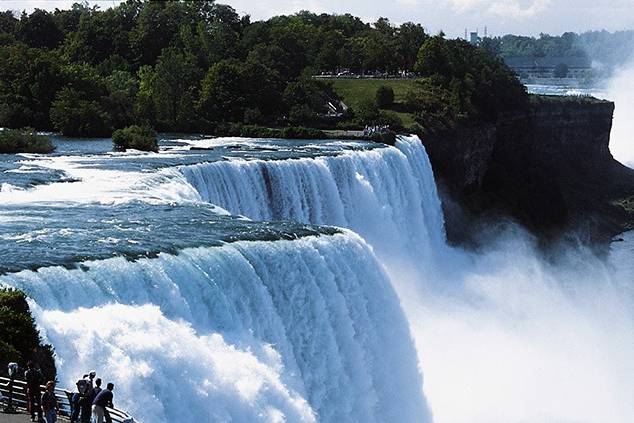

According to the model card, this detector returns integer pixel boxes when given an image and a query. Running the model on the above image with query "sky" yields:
[2,0,634,38]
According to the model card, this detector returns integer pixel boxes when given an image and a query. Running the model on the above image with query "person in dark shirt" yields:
[41,381,59,423]
[92,378,102,397]
[24,361,43,422]
[92,383,114,423]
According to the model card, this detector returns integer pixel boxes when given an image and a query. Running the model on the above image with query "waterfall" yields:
[179,136,447,271]
[1,233,430,423]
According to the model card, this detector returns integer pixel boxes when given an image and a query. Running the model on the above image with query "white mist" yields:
[605,59,634,168]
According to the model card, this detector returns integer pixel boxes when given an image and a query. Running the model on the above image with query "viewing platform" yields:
[0,377,134,423]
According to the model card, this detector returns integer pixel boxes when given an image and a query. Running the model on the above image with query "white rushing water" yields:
[177,135,634,423]
[604,58,634,168]
[180,136,448,301]
[2,135,632,422]
[2,233,429,422]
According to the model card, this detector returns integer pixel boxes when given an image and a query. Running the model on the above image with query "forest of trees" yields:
[0,0,527,138]
[481,31,634,74]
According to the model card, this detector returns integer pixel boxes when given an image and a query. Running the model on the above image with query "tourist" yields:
[24,361,43,422]
[75,375,93,423]
[92,378,102,397]
[41,381,59,423]
[92,383,114,423]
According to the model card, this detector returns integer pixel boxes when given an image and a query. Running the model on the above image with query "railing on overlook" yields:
[0,376,135,422]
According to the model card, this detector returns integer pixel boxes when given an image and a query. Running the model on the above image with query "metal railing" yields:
[0,376,135,422]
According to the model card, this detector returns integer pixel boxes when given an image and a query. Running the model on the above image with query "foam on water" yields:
[3,133,632,423]
[179,135,447,296]
[177,134,634,423]
[1,233,429,423]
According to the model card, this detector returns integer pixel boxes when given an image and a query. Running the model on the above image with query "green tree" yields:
[0,289,56,382]
[50,87,112,137]
[139,47,201,130]
[200,59,245,122]
[376,85,394,108]
[16,9,63,49]
[0,44,64,129]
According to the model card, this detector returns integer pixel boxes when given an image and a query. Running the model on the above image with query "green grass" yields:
[331,79,418,129]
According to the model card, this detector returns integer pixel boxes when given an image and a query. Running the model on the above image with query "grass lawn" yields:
[330,79,419,129]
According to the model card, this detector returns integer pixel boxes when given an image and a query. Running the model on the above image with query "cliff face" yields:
[422,97,634,245]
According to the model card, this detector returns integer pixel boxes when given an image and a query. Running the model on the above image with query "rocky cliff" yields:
[421,95,634,246]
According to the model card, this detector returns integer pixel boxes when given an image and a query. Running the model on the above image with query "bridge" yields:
[0,377,135,422]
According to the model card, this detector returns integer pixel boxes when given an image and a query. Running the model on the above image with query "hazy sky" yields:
[3,0,634,38]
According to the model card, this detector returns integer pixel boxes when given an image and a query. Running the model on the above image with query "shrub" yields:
[410,122,425,135]
[112,125,158,152]
[0,288,56,380]
[280,126,325,139]
[369,130,397,145]
[354,98,380,124]
[215,123,281,138]
[213,123,325,140]
[376,111,403,129]
[376,85,395,108]
[554,63,569,78]
[0,128,54,154]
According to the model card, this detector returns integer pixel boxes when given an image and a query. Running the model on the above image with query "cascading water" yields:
[3,234,429,422]
[0,137,438,422]
[2,133,632,423]
[179,136,448,297]
[176,134,634,423]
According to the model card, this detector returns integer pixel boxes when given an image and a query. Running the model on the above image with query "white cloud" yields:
[487,0,551,18]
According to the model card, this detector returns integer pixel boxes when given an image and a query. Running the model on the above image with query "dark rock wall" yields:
[421,98,634,245]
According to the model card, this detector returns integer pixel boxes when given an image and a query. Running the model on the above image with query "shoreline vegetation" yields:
[0,1,527,152]
[0,288,56,381]
[0,128,54,154]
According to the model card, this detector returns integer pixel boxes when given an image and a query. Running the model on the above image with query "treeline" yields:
[482,31,634,73]
[0,0,526,137]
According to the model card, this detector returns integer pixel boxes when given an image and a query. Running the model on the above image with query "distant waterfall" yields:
[1,233,430,423]
[180,136,446,266]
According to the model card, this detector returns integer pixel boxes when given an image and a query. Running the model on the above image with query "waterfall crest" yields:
[180,136,446,266]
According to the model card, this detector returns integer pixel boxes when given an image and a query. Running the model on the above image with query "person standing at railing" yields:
[24,361,43,422]
[41,381,59,423]
[91,383,114,423]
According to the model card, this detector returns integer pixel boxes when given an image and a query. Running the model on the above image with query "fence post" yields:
[3,363,18,413]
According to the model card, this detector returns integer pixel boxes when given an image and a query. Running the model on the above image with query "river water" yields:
[0,134,631,422]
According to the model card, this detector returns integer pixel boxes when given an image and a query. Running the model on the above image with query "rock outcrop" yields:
[421,96,634,245]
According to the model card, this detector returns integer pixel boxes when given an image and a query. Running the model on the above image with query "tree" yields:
[0,289,56,382]
[376,85,395,108]
[140,47,201,130]
[200,59,246,122]
[0,44,64,129]
[354,97,379,123]
[554,63,569,78]
[414,36,449,77]
[283,78,328,124]
[16,9,64,49]
[50,87,112,137]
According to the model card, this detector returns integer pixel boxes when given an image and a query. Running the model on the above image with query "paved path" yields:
[0,410,69,422]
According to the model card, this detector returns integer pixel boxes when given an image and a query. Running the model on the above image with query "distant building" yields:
[504,56,592,80]
[469,32,479,45]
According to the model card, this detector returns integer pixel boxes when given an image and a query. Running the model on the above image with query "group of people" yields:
[23,361,115,423]
[363,125,391,137]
